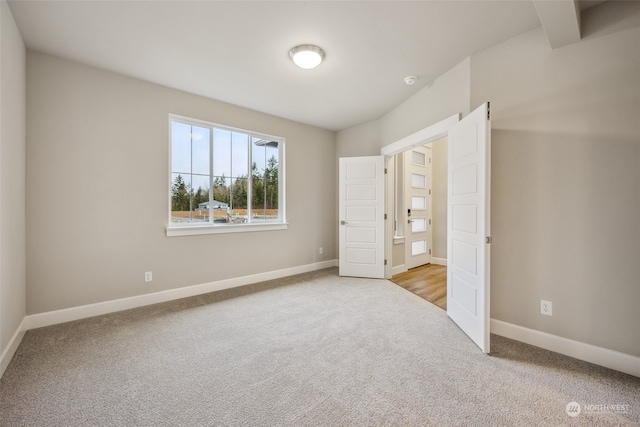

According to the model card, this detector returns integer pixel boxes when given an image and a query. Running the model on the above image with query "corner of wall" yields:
[336,119,381,158]
[0,318,26,378]
[0,0,27,377]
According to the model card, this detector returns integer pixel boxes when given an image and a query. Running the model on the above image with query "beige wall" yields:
[0,0,26,359]
[336,119,380,158]
[471,1,640,356]
[26,52,336,315]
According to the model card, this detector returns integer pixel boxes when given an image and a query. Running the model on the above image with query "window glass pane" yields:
[412,150,426,166]
[252,137,267,174]
[213,175,230,206]
[412,196,425,210]
[212,175,230,223]
[252,137,266,220]
[191,126,210,175]
[252,171,265,219]
[412,218,426,233]
[412,240,427,255]
[213,129,231,177]
[264,143,279,221]
[231,132,249,178]
[191,174,210,223]
[412,173,425,188]
[230,177,248,224]
[171,122,191,174]
[171,173,191,223]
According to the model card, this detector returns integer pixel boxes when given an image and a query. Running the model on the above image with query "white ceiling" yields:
[8,0,582,131]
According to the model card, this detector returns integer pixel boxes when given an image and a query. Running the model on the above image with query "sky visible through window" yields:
[171,122,271,184]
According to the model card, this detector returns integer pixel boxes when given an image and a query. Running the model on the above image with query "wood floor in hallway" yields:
[390,263,447,310]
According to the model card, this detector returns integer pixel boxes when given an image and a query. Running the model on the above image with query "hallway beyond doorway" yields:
[391,264,446,310]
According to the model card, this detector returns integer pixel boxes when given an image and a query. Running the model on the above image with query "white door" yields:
[447,102,491,353]
[339,156,385,278]
[405,146,432,269]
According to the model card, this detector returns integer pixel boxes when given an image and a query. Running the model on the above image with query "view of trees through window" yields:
[170,118,281,225]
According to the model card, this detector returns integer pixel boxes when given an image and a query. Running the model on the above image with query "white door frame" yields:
[381,114,460,279]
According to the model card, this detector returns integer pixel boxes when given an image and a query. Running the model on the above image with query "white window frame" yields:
[166,114,287,237]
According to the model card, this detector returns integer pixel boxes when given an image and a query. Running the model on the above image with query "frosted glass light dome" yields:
[289,45,325,69]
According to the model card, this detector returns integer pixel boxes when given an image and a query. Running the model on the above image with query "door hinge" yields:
[384,168,388,174]
[429,219,431,225]
[429,249,432,255]
[429,189,431,195]
[429,157,432,164]
[486,236,492,244]
[384,259,388,266]
[487,102,491,120]
[384,213,387,220]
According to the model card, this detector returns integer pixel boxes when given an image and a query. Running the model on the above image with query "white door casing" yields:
[404,146,432,270]
[447,102,491,353]
[339,156,385,279]
[381,114,459,279]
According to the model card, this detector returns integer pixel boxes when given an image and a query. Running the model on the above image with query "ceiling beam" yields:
[534,0,582,49]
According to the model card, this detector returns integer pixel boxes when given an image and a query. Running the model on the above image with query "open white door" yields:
[447,102,491,353]
[339,156,385,279]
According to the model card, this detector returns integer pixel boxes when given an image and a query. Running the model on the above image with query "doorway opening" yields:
[378,103,491,353]
[389,136,448,309]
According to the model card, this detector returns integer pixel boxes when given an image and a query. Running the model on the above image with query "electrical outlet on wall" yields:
[319,247,323,255]
[540,300,552,316]
[144,271,153,282]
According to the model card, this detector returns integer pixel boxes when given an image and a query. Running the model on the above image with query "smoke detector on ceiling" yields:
[404,76,418,85]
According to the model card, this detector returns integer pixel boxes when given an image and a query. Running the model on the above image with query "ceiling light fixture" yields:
[289,45,325,69]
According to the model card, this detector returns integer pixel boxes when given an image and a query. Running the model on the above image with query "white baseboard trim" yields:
[491,319,640,378]
[26,259,338,331]
[12,263,637,380]
[1,317,26,378]
[390,264,406,277]
[431,257,447,266]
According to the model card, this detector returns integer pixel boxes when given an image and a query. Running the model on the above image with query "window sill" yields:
[166,222,288,237]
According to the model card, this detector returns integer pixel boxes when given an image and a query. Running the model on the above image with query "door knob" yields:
[340,220,348,225]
